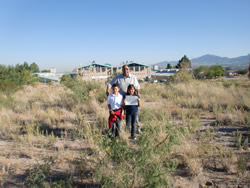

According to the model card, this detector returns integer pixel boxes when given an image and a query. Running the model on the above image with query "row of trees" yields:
[0,62,39,93]
[167,55,248,79]
[193,65,225,79]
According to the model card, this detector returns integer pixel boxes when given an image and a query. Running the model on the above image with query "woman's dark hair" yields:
[126,84,136,94]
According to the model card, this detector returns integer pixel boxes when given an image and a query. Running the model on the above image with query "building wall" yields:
[77,66,112,80]
[78,64,151,81]
[113,66,151,80]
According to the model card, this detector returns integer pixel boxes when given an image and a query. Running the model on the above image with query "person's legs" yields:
[131,112,138,138]
[136,112,141,134]
[109,122,115,138]
[115,118,121,137]
[126,113,132,131]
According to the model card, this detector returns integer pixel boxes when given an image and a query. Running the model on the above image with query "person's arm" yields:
[106,86,111,97]
[138,97,140,107]
[133,76,140,96]
[135,89,140,96]
[108,104,114,115]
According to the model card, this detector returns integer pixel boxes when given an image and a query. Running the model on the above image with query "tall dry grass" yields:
[0,76,249,187]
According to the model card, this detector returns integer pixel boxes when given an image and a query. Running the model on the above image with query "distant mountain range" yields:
[153,54,249,70]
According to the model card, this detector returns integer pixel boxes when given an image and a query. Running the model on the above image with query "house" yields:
[151,69,179,81]
[77,62,112,80]
[113,62,151,80]
[226,70,238,77]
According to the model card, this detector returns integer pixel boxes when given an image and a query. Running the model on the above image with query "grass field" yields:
[0,75,249,187]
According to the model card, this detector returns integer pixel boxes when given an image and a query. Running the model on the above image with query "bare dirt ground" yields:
[0,113,249,187]
[174,113,250,188]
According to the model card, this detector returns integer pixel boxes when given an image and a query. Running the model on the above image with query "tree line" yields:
[0,62,39,93]
[167,55,248,79]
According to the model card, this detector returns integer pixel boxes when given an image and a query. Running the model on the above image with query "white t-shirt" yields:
[107,93,123,110]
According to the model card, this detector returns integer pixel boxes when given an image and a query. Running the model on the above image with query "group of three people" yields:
[106,65,140,140]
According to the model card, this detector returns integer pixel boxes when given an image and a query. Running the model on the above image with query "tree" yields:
[207,65,224,78]
[30,62,40,73]
[193,66,209,79]
[176,55,191,70]
[0,62,39,93]
[166,63,172,69]
[41,69,50,73]
[237,68,248,75]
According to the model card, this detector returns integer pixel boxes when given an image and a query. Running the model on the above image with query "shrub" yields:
[166,71,193,84]
[0,63,39,94]
[61,77,105,104]
[24,157,72,187]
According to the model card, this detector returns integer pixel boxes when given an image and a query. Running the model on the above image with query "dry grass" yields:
[0,77,249,187]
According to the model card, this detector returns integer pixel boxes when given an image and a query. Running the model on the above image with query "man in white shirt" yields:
[106,65,140,97]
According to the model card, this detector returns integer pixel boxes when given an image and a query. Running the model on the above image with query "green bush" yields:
[24,157,72,188]
[61,77,105,104]
[91,121,180,187]
[167,71,193,84]
[0,63,39,94]
[207,65,225,78]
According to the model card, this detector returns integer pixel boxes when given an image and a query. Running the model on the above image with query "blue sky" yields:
[0,0,249,71]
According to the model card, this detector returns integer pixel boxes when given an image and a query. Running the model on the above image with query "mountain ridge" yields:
[153,54,249,69]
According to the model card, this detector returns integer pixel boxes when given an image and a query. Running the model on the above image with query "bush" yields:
[24,157,72,187]
[61,77,105,104]
[167,71,193,84]
[0,63,39,94]
[193,66,209,79]
[207,65,225,78]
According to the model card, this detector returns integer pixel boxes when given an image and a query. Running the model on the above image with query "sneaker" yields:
[131,136,136,140]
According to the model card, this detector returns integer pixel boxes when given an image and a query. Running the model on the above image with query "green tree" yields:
[30,62,40,73]
[41,69,50,73]
[193,66,209,79]
[166,63,172,69]
[0,62,39,93]
[237,68,248,75]
[207,65,225,78]
[176,55,191,70]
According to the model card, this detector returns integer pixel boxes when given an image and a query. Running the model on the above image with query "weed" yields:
[237,157,247,174]
[24,157,72,187]
[242,137,248,150]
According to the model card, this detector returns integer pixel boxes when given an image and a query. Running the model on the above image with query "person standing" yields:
[107,84,124,138]
[123,84,140,140]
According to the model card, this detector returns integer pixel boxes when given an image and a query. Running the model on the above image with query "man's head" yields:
[112,84,120,94]
[122,65,129,77]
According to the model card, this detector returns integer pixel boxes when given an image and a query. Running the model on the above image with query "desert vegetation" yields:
[0,70,249,187]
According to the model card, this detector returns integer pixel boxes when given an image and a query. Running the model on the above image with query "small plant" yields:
[25,157,54,187]
[242,137,248,150]
[237,157,247,174]
[24,157,72,187]
[233,130,243,149]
